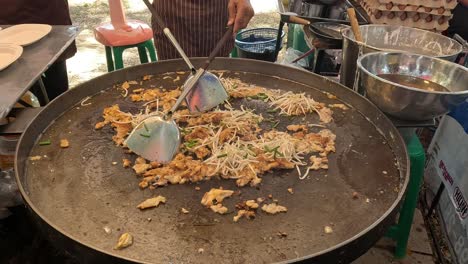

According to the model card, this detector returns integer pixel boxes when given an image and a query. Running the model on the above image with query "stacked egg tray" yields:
[358,0,458,32]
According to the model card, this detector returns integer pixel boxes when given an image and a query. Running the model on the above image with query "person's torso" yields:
[152,0,233,59]
[0,0,72,25]
[448,3,468,40]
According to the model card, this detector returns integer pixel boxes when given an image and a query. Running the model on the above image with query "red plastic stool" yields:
[94,0,157,71]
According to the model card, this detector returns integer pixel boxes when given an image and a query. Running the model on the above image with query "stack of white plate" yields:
[0,24,52,71]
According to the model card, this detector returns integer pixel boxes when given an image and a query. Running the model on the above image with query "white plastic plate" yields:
[0,24,52,46]
[0,44,23,71]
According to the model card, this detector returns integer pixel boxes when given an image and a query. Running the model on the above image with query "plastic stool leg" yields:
[112,46,125,70]
[138,45,149,64]
[145,40,157,62]
[105,46,115,72]
[230,47,238,58]
[287,24,295,48]
[393,135,426,259]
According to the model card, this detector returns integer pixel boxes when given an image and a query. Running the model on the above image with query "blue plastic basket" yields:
[235,28,285,62]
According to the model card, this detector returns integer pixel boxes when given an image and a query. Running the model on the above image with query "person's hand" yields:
[227,0,255,35]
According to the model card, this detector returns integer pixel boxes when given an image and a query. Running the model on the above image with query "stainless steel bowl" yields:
[357,52,468,121]
[341,25,463,89]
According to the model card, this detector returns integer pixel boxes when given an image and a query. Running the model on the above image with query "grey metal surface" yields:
[301,2,325,17]
[184,71,229,113]
[0,107,43,134]
[126,115,181,163]
[454,34,468,51]
[0,25,79,119]
[305,23,348,50]
[388,117,436,128]
[282,13,363,26]
[340,25,463,89]
[357,52,468,121]
[16,58,409,264]
[286,0,368,23]
[310,22,348,40]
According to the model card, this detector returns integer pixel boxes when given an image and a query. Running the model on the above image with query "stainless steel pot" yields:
[340,25,463,90]
[357,52,468,121]
[301,1,324,17]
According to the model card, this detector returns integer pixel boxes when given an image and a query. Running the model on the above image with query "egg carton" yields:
[367,12,450,32]
[360,0,453,16]
[372,0,458,9]
[360,0,452,31]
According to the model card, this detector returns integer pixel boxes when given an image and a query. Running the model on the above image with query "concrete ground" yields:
[354,208,435,264]
[67,1,436,263]
[67,0,281,87]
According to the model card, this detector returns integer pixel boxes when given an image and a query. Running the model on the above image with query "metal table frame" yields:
[0,25,79,134]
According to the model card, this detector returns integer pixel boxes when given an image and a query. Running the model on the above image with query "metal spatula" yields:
[142,0,228,112]
[125,26,234,163]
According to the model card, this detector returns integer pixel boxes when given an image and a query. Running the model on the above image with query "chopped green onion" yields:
[195,105,201,112]
[258,93,269,100]
[248,93,269,101]
[273,147,284,159]
[263,145,283,159]
[267,109,277,113]
[39,140,51,146]
[184,139,198,148]
[265,146,280,155]
[143,123,149,132]
[140,133,151,138]
[217,153,228,158]
[271,146,280,152]
[272,121,280,128]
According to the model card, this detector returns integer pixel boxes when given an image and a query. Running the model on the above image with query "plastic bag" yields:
[0,169,23,219]
[425,101,468,264]
[277,48,309,68]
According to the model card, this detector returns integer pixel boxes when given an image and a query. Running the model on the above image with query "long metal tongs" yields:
[141,0,229,112]
[125,23,234,163]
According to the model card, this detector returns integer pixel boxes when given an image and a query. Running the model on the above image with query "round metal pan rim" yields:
[15,58,410,263]
[357,51,468,95]
[235,28,285,45]
[341,25,463,58]
[308,26,341,41]
[15,67,143,264]
[310,22,349,41]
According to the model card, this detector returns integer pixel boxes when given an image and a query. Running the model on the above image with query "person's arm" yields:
[227,0,255,34]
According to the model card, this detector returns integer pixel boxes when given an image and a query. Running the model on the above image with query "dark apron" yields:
[447,4,468,41]
[151,0,234,60]
[0,0,77,61]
